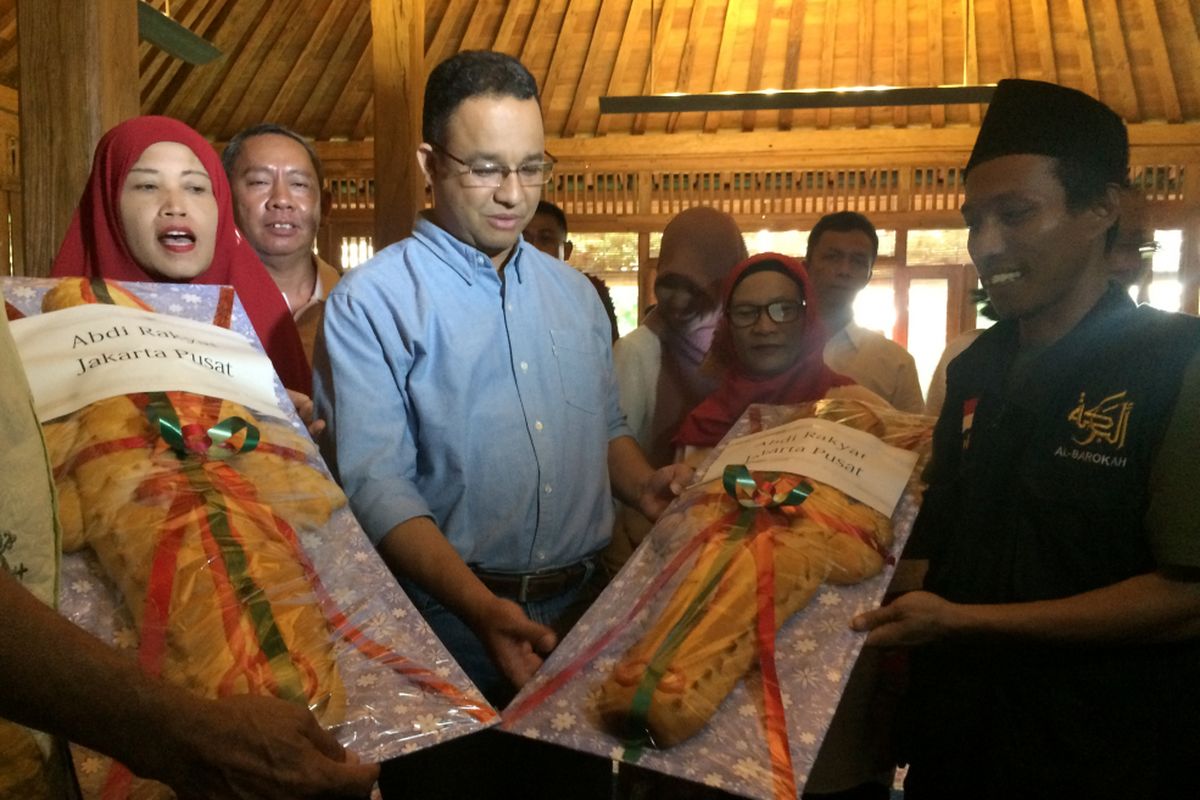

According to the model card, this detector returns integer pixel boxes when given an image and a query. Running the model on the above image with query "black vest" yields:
[902,286,1200,799]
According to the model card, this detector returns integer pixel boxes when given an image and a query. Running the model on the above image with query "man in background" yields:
[524,199,620,343]
[223,124,340,366]
[805,211,925,413]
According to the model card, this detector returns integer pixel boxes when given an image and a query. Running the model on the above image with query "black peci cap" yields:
[965,78,1128,184]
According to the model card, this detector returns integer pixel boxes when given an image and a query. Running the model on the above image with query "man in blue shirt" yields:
[313,50,687,715]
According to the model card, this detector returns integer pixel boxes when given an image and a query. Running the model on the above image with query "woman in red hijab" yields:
[51,115,311,395]
[674,252,884,456]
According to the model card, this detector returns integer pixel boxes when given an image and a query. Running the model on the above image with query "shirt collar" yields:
[412,212,528,285]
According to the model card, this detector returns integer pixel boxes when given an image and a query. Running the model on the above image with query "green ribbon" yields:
[623,465,811,757]
[145,392,259,459]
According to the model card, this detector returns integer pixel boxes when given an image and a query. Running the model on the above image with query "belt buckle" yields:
[518,573,533,604]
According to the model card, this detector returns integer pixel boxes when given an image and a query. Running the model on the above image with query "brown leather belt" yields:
[472,559,593,603]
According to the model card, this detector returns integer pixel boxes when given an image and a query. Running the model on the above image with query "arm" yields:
[375,517,555,687]
[0,567,378,799]
[607,434,692,522]
[852,571,1200,647]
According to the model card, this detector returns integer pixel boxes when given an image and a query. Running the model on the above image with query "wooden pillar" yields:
[18,0,140,276]
[370,0,424,249]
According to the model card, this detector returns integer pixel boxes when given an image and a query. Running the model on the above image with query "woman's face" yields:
[119,141,218,280]
[728,270,807,377]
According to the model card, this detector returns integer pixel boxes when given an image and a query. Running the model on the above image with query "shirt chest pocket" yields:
[550,327,604,414]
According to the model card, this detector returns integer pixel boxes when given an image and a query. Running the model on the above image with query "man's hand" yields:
[142,693,379,799]
[850,590,964,647]
[471,596,558,688]
[635,462,694,522]
[287,388,326,439]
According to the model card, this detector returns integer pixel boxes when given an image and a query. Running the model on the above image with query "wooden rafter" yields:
[778,0,808,130]
[141,0,227,112]
[293,0,371,133]
[519,0,565,77]
[1137,0,1182,122]
[742,0,776,132]
[564,0,625,137]
[702,0,744,133]
[597,0,649,135]
[193,0,306,134]
[995,0,1017,79]
[966,0,980,123]
[816,0,839,128]
[1094,0,1139,120]
[1028,0,1058,83]
[320,33,375,140]
[426,0,477,68]
[667,0,712,133]
[261,0,348,128]
[854,0,874,128]
[491,0,535,56]
[633,0,683,135]
[1066,0,1100,98]
[892,0,908,127]
[459,0,503,50]
[929,0,946,127]
[540,0,592,118]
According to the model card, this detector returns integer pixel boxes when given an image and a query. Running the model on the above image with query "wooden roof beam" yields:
[1094,0,1139,120]
[564,0,626,138]
[539,0,592,122]
[491,0,535,56]
[892,0,908,128]
[667,0,712,134]
[294,1,371,134]
[597,0,648,136]
[854,0,874,129]
[1028,0,1058,83]
[633,0,683,135]
[928,0,945,127]
[1066,0,1100,98]
[426,0,477,68]
[742,0,776,132]
[1136,0,1182,122]
[702,0,743,133]
[816,0,839,129]
[261,0,348,128]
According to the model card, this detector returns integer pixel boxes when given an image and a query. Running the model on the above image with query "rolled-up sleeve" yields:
[314,288,430,546]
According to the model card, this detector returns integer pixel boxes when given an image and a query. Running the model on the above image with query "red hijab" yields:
[50,115,311,394]
[674,253,854,447]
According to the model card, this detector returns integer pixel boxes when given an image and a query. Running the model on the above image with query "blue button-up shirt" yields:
[314,216,631,572]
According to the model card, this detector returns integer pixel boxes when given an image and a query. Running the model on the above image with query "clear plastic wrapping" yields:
[3,278,497,799]
[502,398,934,800]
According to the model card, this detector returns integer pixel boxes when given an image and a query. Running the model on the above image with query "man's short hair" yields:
[423,51,540,145]
[534,200,568,236]
[221,123,325,186]
[806,211,879,261]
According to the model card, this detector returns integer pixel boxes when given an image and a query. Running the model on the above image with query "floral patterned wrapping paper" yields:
[2,278,497,797]
[501,400,932,800]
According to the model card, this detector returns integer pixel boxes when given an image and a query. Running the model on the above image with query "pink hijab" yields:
[639,207,747,466]
[674,253,854,447]
[50,115,311,394]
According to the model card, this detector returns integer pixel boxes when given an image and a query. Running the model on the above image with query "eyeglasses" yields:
[431,143,556,188]
[728,301,805,328]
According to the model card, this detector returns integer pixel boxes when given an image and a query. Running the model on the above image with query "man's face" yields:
[418,95,544,268]
[228,134,321,265]
[962,154,1113,322]
[805,229,875,313]
[524,211,572,260]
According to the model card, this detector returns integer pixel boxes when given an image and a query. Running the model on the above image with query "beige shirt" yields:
[823,322,926,414]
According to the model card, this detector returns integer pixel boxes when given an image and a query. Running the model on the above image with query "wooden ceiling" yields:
[1,0,1199,146]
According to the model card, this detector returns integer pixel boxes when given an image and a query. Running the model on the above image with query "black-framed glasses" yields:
[728,301,805,328]
[431,143,556,187]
